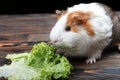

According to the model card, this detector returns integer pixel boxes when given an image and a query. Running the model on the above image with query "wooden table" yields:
[0,13,120,80]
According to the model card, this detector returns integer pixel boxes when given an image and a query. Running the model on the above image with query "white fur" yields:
[50,2,113,63]
[68,3,106,15]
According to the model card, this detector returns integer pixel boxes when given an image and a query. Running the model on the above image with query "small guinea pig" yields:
[49,2,120,64]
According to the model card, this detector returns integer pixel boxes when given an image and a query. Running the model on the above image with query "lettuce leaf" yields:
[0,42,73,80]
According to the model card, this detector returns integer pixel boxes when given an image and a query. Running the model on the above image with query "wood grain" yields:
[0,13,120,80]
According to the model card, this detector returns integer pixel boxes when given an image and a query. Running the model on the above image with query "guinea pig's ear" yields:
[55,10,67,20]
[67,11,90,25]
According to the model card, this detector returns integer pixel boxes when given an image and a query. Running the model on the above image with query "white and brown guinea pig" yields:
[49,2,120,64]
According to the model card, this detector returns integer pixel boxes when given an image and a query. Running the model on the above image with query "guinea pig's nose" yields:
[49,40,58,45]
[52,40,58,44]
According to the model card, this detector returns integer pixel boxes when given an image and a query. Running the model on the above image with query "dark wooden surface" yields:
[0,13,120,80]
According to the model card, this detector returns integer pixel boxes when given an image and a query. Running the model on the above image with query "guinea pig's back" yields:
[106,12,120,51]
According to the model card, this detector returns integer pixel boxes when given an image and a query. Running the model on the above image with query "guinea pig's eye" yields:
[65,26,71,31]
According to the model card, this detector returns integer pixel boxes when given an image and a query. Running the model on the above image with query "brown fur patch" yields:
[66,11,95,36]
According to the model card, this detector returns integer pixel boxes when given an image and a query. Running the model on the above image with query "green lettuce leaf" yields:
[0,42,73,80]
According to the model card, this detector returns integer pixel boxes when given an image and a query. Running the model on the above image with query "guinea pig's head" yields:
[50,11,93,48]
[49,2,113,49]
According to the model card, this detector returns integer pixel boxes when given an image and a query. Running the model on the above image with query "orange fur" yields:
[66,11,95,36]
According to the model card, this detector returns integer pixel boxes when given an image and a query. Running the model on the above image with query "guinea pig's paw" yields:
[86,57,96,64]
[118,44,120,50]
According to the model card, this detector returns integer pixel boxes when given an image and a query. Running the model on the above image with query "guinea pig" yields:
[49,2,120,64]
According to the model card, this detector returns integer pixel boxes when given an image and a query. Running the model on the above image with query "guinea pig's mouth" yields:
[49,38,62,45]
[55,43,76,50]
[49,41,67,48]
[49,38,76,49]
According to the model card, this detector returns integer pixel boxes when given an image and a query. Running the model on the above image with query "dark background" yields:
[0,0,119,14]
